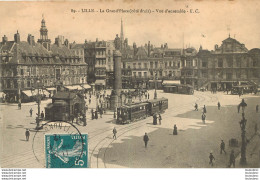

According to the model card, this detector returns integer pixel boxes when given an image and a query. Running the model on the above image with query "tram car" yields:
[116,102,148,124]
[116,97,168,124]
[45,92,86,121]
[146,97,168,115]
[163,83,194,95]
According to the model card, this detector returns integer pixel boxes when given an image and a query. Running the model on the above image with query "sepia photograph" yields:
[0,0,259,176]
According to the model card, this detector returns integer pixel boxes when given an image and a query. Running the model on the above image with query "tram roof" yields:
[121,102,148,108]
[147,97,168,103]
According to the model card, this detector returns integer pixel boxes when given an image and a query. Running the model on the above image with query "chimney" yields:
[2,35,8,44]
[14,30,20,44]
[214,44,218,51]
[64,39,69,49]
[161,44,163,49]
[151,44,154,51]
[85,39,88,44]
[27,34,34,45]
[133,42,137,56]
[55,37,62,47]
[145,43,148,48]
[96,38,98,42]
[148,41,151,57]
[199,45,203,51]
[165,43,168,49]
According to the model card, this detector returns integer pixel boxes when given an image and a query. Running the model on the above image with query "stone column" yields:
[110,50,122,110]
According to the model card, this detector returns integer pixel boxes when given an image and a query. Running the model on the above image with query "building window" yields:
[133,72,136,77]
[144,72,147,78]
[138,72,141,78]
[226,57,233,67]
[138,63,141,69]
[133,63,136,69]
[155,62,158,68]
[165,62,167,68]
[202,61,207,68]
[218,58,223,67]
[144,63,147,68]
[150,62,153,69]
[236,71,241,78]
[159,71,162,77]
[169,62,172,67]
[20,69,24,75]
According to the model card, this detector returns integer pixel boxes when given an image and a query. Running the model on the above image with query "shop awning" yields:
[22,90,34,97]
[42,90,50,96]
[64,85,83,90]
[81,84,91,89]
[162,80,180,85]
[95,79,106,86]
[46,87,56,91]
[148,80,162,82]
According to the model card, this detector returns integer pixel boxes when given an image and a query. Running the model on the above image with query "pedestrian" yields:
[91,109,95,120]
[220,140,226,154]
[201,113,206,124]
[237,105,240,113]
[153,114,157,125]
[113,127,117,139]
[209,152,215,167]
[217,102,221,110]
[100,108,103,118]
[89,98,91,104]
[83,114,87,126]
[194,103,198,111]
[143,133,149,148]
[18,102,21,110]
[25,129,30,141]
[148,93,150,99]
[40,111,44,119]
[203,105,207,113]
[95,110,98,119]
[173,124,178,135]
[29,108,33,117]
[114,110,116,119]
[256,105,259,113]
[229,150,235,168]
[159,114,162,125]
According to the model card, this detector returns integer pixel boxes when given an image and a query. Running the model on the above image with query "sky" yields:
[0,0,260,51]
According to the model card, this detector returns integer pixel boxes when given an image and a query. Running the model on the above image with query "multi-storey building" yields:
[0,17,88,102]
[121,41,182,89]
[181,36,260,90]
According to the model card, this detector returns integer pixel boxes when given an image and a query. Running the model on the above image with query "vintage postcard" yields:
[0,0,259,171]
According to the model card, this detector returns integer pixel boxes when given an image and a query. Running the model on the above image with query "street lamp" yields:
[154,71,157,99]
[35,78,43,129]
[239,99,247,165]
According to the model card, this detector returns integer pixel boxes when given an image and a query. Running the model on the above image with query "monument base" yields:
[110,95,122,110]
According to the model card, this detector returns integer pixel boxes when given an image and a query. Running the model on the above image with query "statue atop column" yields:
[114,34,121,50]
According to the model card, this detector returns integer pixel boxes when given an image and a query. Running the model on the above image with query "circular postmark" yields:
[32,120,88,168]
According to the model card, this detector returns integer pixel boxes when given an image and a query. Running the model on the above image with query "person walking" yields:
[89,98,91,105]
[29,108,33,117]
[158,114,162,125]
[113,127,117,139]
[229,150,235,168]
[95,110,98,119]
[40,111,44,119]
[217,102,221,110]
[25,129,30,141]
[220,140,226,154]
[209,152,215,167]
[256,105,259,113]
[173,124,178,135]
[203,105,207,113]
[202,113,206,124]
[143,133,149,148]
[194,103,198,111]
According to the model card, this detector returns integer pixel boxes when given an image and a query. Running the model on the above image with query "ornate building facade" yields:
[0,17,88,102]
[181,36,260,90]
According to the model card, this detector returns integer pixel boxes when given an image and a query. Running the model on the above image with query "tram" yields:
[163,83,194,95]
[116,97,168,124]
